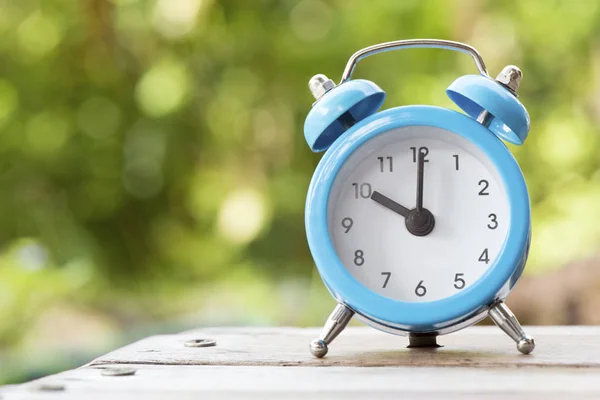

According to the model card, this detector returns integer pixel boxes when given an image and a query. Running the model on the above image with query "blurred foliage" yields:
[1,0,600,385]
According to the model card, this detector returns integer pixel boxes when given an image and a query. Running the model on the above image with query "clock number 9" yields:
[354,250,364,266]
[341,217,353,233]
[415,280,427,297]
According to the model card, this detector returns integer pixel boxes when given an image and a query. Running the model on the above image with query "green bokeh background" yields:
[2,0,600,384]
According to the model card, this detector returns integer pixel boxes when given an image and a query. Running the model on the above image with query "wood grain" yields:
[3,327,600,399]
[89,326,600,368]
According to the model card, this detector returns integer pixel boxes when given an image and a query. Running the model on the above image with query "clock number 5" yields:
[454,273,466,289]
[415,280,427,297]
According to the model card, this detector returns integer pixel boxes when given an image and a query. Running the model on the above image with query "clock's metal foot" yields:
[489,300,535,355]
[407,332,440,348]
[310,303,354,358]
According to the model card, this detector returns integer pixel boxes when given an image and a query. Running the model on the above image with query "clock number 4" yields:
[352,183,372,199]
[377,156,393,172]
[478,248,490,264]
[381,272,391,288]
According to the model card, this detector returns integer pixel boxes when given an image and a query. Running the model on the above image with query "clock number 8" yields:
[354,250,364,266]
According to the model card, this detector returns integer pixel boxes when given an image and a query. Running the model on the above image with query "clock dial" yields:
[328,126,510,302]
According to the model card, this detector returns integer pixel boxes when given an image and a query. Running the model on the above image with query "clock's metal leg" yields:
[489,300,535,354]
[310,303,354,358]
[407,332,440,348]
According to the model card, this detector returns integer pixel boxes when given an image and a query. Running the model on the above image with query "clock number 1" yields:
[453,154,459,170]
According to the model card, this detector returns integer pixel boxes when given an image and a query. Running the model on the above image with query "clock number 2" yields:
[478,179,490,195]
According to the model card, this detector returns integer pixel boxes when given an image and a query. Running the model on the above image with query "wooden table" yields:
[2,326,600,399]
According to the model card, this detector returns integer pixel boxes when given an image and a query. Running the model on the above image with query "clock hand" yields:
[371,191,410,218]
[406,148,435,236]
[416,148,425,212]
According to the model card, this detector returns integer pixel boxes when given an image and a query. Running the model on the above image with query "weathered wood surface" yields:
[3,327,600,399]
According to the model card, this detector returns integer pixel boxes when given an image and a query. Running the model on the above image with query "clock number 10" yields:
[352,182,372,199]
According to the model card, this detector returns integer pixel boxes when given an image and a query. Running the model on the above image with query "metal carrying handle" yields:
[340,39,490,84]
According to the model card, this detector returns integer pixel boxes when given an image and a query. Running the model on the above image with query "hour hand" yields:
[370,191,410,218]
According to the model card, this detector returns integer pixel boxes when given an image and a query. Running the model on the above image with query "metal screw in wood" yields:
[32,382,65,391]
[101,367,137,377]
[184,338,217,348]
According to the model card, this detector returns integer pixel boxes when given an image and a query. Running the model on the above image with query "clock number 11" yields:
[377,156,393,172]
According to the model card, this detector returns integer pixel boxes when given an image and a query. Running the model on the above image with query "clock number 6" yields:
[415,280,427,297]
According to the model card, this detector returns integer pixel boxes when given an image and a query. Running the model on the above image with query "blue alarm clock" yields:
[304,39,534,357]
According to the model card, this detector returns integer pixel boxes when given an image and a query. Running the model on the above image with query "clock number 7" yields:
[377,156,393,172]
[381,272,391,288]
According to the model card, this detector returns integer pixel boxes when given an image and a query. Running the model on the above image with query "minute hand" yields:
[371,191,410,218]
[416,148,425,212]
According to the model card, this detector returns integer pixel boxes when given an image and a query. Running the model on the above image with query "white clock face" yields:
[328,126,510,302]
